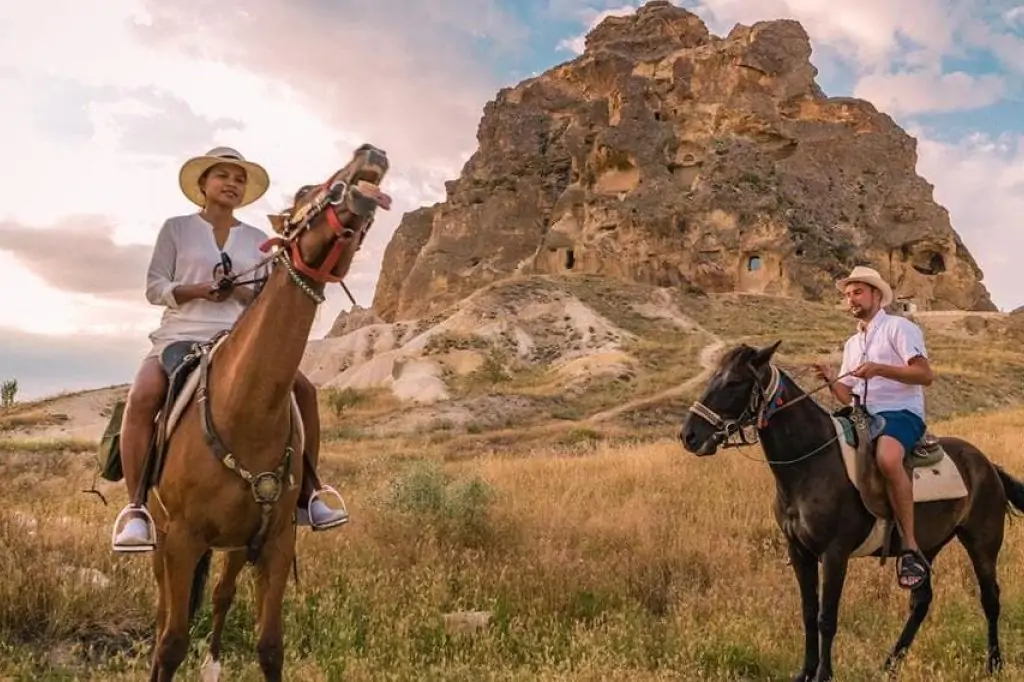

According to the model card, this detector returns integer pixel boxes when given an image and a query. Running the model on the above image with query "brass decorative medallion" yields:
[252,472,283,504]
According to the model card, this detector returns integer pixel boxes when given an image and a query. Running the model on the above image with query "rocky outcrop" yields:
[369,0,994,321]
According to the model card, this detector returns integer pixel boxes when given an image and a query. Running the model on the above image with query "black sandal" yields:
[897,549,930,590]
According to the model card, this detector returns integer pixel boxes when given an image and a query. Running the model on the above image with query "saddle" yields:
[95,335,229,485]
[831,401,967,561]
[147,337,228,488]
[833,404,946,471]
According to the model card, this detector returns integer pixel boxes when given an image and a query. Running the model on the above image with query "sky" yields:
[0,0,1022,400]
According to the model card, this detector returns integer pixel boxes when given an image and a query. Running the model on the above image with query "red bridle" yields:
[259,175,391,285]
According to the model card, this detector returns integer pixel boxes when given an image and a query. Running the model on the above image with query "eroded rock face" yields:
[370,0,994,320]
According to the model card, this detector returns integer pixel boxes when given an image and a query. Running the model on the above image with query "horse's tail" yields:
[188,549,213,625]
[995,465,1024,517]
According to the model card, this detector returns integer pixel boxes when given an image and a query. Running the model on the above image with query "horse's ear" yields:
[267,213,288,235]
[753,340,782,365]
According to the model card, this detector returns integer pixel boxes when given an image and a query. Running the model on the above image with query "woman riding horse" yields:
[112,146,349,552]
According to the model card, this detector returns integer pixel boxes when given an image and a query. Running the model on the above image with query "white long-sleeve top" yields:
[146,213,271,347]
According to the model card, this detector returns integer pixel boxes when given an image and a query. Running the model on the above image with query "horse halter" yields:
[260,145,391,303]
[688,363,783,449]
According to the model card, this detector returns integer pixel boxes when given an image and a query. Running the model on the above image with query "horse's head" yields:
[679,340,782,456]
[265,144,391,300]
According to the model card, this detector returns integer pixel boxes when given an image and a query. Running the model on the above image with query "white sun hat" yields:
[836,265,893,308]
[178,146,270,208]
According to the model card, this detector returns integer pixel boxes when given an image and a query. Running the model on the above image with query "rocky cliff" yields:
[367,0,994,323]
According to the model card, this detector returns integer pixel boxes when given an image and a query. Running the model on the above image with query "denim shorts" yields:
[875,409,926,454]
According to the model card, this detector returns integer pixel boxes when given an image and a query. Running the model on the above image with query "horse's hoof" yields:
[988,649,1003,674]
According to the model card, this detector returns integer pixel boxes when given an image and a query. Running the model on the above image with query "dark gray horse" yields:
[679,340,1024,682]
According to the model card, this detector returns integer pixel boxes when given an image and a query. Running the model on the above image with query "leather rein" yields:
[688,363,854,465]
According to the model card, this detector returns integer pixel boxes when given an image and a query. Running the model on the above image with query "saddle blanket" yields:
[830,416,968,558]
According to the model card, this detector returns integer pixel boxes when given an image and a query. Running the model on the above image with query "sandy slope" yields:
[3,385,128,443]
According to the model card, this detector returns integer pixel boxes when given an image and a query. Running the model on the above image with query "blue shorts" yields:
[875,410,926,454]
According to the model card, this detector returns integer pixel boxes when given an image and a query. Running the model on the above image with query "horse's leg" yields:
[149,544,167,682]
[152,526,204,682]
[957,524,1004,673]
[884,543,944,670]
[814,549,849,682]
[204,550,248,682]
[787,540,820,682]
[254,530,296,682]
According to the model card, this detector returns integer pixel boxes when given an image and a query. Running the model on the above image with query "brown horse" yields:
[679,341,1024,682]
[140,144,391,681]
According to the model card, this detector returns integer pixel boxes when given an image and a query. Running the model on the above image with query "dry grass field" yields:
[2,292,1024,680]
[4,410,1024,680]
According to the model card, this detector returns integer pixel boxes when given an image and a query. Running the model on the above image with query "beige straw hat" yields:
[178,146,270,208]
[836,265,893,308]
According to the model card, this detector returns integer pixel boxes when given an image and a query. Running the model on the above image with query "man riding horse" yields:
[814,266,933,590]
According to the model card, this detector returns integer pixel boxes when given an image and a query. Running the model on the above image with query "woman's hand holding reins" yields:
[172,280,235,304]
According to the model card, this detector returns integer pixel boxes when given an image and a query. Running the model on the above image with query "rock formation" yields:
[367,0,994,323]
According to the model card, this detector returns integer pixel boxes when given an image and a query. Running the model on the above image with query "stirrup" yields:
[307,485,349,532]
[111,505,156,553]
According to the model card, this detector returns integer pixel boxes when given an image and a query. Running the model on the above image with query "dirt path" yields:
[587,291,724,424]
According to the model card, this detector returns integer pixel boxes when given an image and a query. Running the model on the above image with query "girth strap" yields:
[196,345,296,564]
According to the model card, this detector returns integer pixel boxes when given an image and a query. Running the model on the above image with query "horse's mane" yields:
[716,342,832,416]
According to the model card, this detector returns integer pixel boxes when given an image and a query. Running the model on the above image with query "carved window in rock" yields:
[746,255,762,272]
[565,249,576,270]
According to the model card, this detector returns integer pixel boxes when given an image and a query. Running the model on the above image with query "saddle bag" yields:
[96,399,126,482]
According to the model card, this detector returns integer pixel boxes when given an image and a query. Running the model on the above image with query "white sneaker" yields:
[112,507,156,552]
[297,497,349,531]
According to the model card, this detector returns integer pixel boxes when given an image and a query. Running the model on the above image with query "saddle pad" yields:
[831,417,968,504]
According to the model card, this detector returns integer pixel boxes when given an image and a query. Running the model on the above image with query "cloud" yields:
[0,216,153,298]
[556,3,638,54]
[912,128,1024,311]
[551,0,960,67]
[24,76,241,155]
[134,0,526,170]
[107,89,245,157]
[0,327,145,402]
[854,70,1006,115]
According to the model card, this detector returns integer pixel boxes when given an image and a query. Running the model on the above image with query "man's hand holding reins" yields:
[812,362,836,384]
[812,362,854,405]
[851,361,882,379]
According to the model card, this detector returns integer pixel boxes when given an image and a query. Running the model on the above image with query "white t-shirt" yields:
[838,309,928,420]
[145,213,271,348]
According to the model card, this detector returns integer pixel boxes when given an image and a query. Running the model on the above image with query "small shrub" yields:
[1,380,17,408]
[322,387,363,417]
[376,461,498,550]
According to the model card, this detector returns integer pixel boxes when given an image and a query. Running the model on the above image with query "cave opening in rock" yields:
[747,255,762,272]
[912,252,946,275]
[565,248,575,270]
